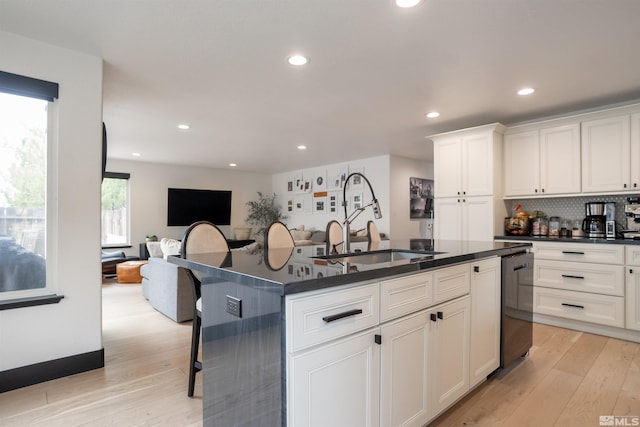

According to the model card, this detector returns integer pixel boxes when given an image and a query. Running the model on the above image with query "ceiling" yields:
[1,0,640,174]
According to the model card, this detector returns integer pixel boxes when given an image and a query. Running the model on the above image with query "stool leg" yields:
[188,309,202,397]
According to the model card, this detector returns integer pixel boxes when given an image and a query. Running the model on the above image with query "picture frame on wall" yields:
[314,169,327,191]
[328,191,341,214]
[313,191,327,214]
[410,177,434,219]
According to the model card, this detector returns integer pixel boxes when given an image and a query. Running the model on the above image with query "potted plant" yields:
[245,192,288,240]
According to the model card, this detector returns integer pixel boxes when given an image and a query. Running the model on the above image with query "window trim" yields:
[0,71,60,305]
[101,172,131,248]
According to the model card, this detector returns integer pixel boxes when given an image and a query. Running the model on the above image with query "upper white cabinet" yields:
[631,113,640,190]
[504,123,580,197]
[433,123,505,198]
[432,123,505,241]
[581,114,631,193]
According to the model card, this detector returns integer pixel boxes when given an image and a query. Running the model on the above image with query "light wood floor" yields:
[1,282,639,427]
[0,280,203,427]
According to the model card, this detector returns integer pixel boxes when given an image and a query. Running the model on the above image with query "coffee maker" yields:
[623,197,640,239]
[582,202,606,238]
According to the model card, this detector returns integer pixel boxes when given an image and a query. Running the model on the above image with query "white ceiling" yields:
[2,0,640,174]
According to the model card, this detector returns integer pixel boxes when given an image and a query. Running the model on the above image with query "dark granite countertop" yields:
[169,239,532,296]
[496,235,640,245]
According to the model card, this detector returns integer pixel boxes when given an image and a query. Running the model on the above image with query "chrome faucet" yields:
[342,172,382,254]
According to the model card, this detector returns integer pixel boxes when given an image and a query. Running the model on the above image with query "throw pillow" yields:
[146,241,163,258]
[160,238,181,259]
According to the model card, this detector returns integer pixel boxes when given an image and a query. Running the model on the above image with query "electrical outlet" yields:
[226,295,242,318]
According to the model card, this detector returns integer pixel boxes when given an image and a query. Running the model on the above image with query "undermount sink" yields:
[314,249,445,265]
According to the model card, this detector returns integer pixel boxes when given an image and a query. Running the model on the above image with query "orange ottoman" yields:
[116,260,148,283]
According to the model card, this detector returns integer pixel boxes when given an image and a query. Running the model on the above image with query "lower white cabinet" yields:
[379,295,472,426]
[429,296,471,418]
[469,257,501,388]
[287,259,497,427]
[627,267,640,331]
[288,328,381,427]
[380,311,431,427]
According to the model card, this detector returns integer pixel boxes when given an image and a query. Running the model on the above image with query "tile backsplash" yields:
[504,194,640,231]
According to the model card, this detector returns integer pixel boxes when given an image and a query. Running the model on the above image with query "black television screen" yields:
[167,188,232,226]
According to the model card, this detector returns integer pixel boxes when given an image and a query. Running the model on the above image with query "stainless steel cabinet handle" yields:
[562,274,584,279]
[323,309,363,323]
[513,264,529,271]
[562,303,584,309]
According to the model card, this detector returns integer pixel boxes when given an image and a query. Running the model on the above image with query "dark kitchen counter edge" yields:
[496,235,640,245]
[168,243,532,296]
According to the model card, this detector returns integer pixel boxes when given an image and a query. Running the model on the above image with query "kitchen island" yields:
[170,239,531,427]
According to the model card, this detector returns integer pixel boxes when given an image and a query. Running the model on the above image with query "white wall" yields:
[0,31,103,371]
[389,156,433,240]
[271,155,433,240]
[107,159,272,257]
[272,156,391,235]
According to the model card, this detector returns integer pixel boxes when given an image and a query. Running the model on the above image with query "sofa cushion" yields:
[290,229,312,241]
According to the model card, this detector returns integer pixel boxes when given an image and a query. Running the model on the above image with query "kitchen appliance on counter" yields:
[605,202,616,239]
[501,251,533,369]
[623,197,640,239]
[582,202,606,238]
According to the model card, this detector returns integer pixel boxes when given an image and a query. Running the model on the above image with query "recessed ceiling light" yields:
[517,88,535,96]
[425,111,440,118]
[131,152,141,157]
[229,163,237,167]
[395,0,422,8]
[297,145,307,150]
[288,55,309,66]
[177,124,190,130]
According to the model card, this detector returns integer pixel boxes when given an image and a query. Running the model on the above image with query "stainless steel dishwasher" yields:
[501,250,534,369]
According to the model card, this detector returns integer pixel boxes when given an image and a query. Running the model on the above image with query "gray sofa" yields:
[140,257,193,323]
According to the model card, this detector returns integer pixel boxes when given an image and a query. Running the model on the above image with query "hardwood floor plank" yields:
[554,338,638,427]
[613,345,640,417]
[554,332,608,378]
[501,368,583,427]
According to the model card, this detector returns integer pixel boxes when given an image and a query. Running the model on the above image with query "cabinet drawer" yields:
[380,272,433,322]
[533,242,624,265]
[626,246,640,266]
[534,259,624,296]
[433,263,470,304]
[533,287,624,328]
[286,283,380,353]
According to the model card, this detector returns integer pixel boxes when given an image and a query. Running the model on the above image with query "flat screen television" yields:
[167,188,232,226]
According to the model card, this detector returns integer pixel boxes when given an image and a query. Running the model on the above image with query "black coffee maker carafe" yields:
[582,202,606,238]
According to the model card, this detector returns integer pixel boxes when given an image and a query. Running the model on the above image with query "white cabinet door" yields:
[380,311,431,427]
[581,115,631,192]
[504,131,539,196]
[434,197,462,241]
[540,123,581,195]
[435,196,494,242]
[462,133,494,196]
[429,296,471,418]
[434,137,462,198]
[463,196,494,242]
[626,267,640,331]
[631,113,640,190]
[288,328,380,427]
[469,257,501,388]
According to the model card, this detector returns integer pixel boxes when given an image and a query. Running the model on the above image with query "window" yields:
[0,93,48,297]
[101,172,130,247]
